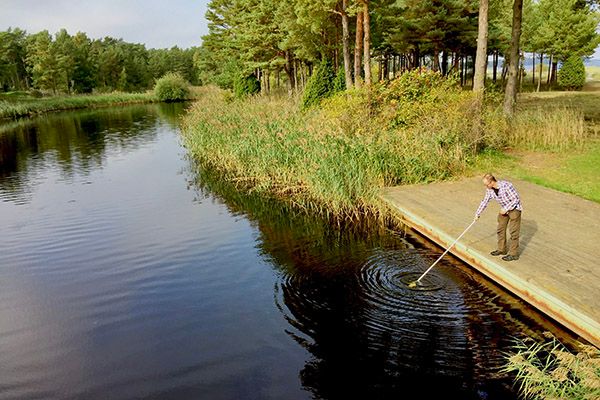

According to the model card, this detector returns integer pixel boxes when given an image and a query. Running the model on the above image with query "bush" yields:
[558,55,586,91]
[301,59,335,109]
[333,67,346,93]
[154,72,190,102]
[233,73,260,98]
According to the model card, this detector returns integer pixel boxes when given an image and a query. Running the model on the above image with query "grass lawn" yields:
[472,140,600,203]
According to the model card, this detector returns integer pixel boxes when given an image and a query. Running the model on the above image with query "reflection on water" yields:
[0,104,188,205]
[0,104,573,400]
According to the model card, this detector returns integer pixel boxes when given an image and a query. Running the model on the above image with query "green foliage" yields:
[301,59,335,109]
[374,68,462,127]
[233,73,260,98]
[558,55,586,91]
[1,27,199,94]
[332,67,346,93]
[154,72,190,102]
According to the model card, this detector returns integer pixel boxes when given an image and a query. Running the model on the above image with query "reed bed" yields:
[182,77,478,221]
[502,334,600,400]
[181,75,590,221]
[508,107,586,151]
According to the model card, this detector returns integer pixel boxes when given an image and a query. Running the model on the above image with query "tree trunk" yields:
[441,51,448,75]
[473,0,489,93]
[383,53,389,81]
[432,50,440,72]
[503,0,523,117]
[341,0,353,89]
[532,52,536,87]
[460,56,464,86]
[493,50,498,82]
[362,0,371,86]
[551,61,557,85]
[547,54,552,85]
[537,53,543,92]
[414,46,420,69]
[354,10,364,87]
[518,52,524,91]
[284,51,295,94]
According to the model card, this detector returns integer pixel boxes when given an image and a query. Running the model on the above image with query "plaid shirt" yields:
[476,180,522,217]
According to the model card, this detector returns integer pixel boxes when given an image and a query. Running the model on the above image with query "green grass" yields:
[0,91,160,119]
[470,139,600,203]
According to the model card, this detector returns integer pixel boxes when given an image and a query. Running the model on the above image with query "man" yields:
[475,173,522,261]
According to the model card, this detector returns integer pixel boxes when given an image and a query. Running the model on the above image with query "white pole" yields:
[415,218,477,284]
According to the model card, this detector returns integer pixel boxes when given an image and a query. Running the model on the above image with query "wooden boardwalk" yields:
[380,177,600,348]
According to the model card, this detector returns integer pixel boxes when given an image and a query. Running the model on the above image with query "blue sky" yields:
[0,0,210,49]
[1,0,599,57]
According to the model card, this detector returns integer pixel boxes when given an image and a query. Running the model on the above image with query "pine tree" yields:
[557,54,585,90]
[301,59,335,109]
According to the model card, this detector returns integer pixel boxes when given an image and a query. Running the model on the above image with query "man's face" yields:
[483,178,494,189]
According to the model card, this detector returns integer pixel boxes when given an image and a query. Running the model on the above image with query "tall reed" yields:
[502,334,600,400]
[508,107,586,151]
[181,76,479,221]
[181,75,590,221]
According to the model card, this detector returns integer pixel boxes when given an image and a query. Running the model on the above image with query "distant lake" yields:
[0,104,575,400]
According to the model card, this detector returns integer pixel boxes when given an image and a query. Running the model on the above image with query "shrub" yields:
[233,73,261,98]
[558,55,586,91]
[301,59,335,109]
[333,67,346,93]
[154,72,190,102]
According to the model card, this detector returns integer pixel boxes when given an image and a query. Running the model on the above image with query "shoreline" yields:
[0,91,200,121]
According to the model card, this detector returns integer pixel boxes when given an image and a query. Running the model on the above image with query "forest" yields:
[0,0,597,97]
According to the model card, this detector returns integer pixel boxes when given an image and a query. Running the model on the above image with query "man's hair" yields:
[483,173,496,182]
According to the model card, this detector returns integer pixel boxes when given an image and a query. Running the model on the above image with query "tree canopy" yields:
[0,28,201,93]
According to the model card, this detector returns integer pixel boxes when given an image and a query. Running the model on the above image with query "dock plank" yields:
[380,177,600,347]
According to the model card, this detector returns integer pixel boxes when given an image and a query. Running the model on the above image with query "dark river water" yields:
[0,103,573,400]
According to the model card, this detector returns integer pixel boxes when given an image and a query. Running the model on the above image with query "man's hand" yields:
[500,208,507,215]
[474,214,480,220]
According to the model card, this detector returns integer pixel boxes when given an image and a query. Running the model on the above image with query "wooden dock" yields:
[380,177,600,347]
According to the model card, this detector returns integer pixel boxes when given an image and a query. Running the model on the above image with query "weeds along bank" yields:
[0,73,196,120]
[181,71,586,222]
[0,92,157,119]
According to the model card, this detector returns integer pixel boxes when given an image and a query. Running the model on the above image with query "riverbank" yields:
[0,87,202,120]
[181,74,592,224]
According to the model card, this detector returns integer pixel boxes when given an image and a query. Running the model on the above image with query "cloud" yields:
[0,0,209,48]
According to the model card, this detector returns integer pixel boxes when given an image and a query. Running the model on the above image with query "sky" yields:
[1,0,599,57]
[0,0,210,49]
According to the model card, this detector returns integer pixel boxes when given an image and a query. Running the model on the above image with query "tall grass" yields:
[508,107,586,151]
[502,334,600,400]
[181,74,590,221]
[0,92,158,119]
